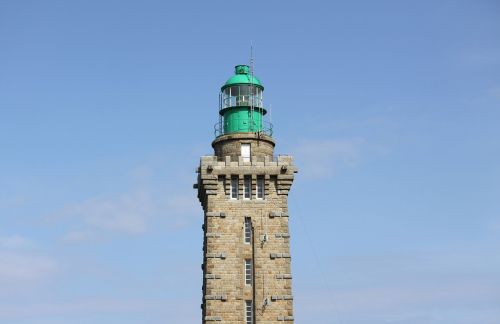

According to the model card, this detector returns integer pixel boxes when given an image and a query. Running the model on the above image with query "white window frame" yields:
[230,176,239,200]
[245,259,252,286]
[245,300,253,324]
[244,217,252,244]
[243,176,251,200]
[241,144,251,163]
[256,176,265,200]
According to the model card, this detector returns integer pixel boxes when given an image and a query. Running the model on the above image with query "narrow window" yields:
[241,144,251,163]
[245,259,252,285]
[243,176,251,199]
[244,217,252,244]
[256,176,265,199]
[245,300,253,324]
[231,176,239,199]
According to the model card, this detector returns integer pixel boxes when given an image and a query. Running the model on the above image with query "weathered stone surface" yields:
[212,133,275,162]
[197,133,296,323]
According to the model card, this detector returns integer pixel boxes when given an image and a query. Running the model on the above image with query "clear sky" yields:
[1,1,499,323]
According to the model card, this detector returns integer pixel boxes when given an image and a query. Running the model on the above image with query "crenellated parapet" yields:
[195,155,297,207]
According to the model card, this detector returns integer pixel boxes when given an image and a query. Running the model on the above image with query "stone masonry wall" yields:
[212,133,275,162]
[196,153,297,324]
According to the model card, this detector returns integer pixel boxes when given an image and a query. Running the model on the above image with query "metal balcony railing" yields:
[214,121,273,138]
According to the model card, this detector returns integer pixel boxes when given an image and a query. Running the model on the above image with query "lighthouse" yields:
[196,65,297,323]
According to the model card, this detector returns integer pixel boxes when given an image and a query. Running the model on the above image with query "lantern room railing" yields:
[214,121,273,138]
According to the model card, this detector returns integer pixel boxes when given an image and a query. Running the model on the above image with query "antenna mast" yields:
[249,45,255,133]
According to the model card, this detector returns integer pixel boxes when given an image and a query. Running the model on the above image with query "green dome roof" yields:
[221,65,264,91]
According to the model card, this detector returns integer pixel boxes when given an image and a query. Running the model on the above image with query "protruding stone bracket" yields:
[277,316,294,321]
[205,316,222,321]
[206,212,226,218]
[207,252,226,259]
[270,253,291,259]
[205,295,227,301]
[205,274,222,279]
[269,211,289,218]
[271,295,293,301]
[206,233,221,238]
[275,274,292,279]
[275,233,290,238]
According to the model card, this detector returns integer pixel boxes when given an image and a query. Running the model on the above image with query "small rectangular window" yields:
[256,176,265,199]
[245,300,253,324]
[241,144,251,163]
[245,259,252,285]
[243,176,251,199]
[231,176,239,199]
[244,217,252,244]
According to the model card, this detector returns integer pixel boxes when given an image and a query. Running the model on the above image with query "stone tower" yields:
[196,65,297,323]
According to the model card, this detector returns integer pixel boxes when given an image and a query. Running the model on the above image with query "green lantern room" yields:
[215,65,272,137]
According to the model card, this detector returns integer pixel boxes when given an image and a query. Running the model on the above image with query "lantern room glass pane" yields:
[222,85,263,108]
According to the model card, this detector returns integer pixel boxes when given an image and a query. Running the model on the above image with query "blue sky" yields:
[1,0,499,323]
